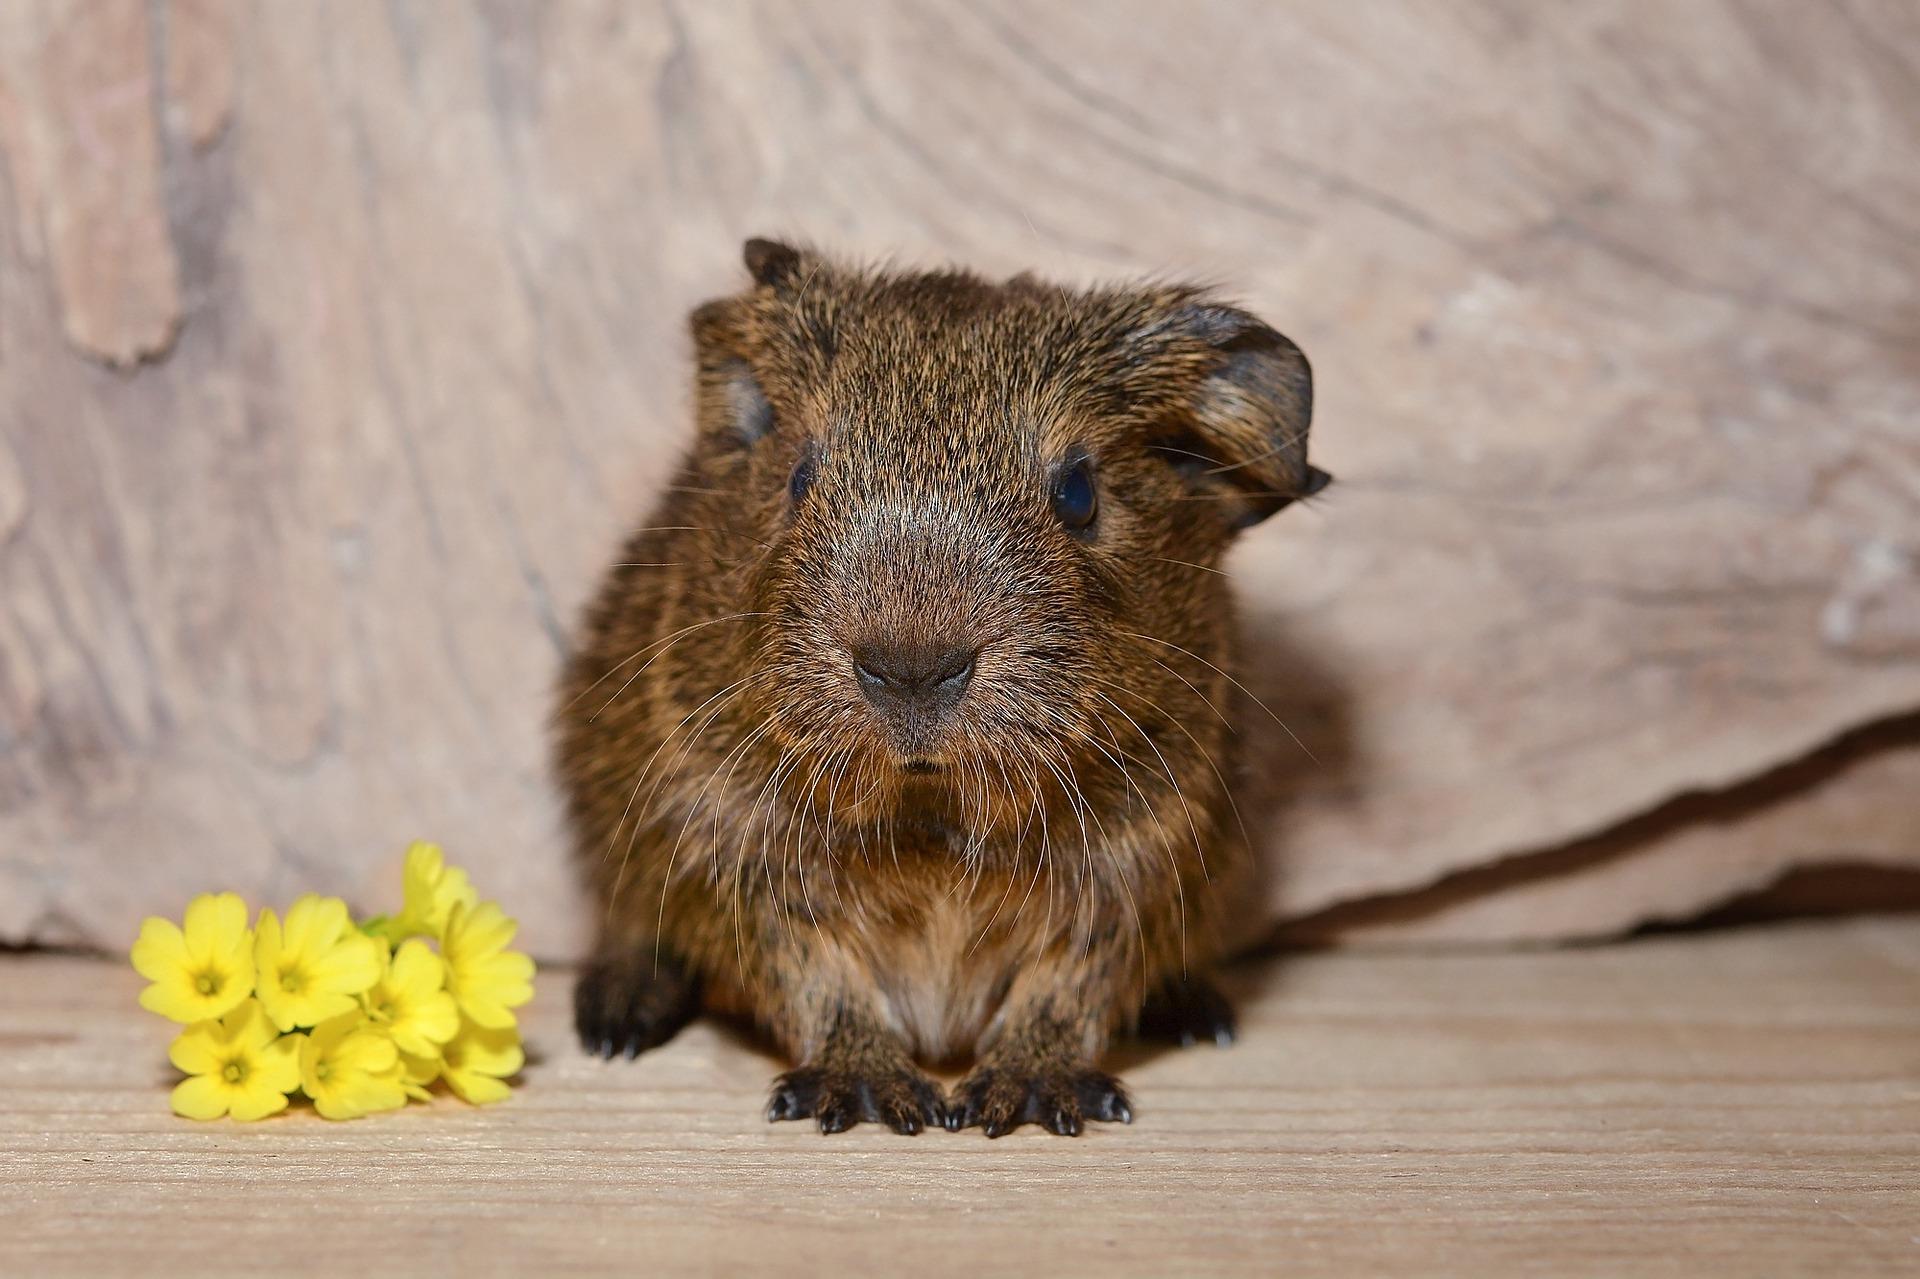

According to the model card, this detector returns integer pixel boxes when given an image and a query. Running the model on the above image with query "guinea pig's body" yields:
[556,241,1324,1135]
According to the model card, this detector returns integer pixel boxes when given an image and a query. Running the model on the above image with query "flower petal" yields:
[444,1068,511,1105]
[182,893,250,964]
[432,868,477,931]
[305,932,382,995]
[314,1062,406,1120]
[281,894,333,956]
[466,1029,525,1079]
[221,949,257,1008]
[307,1011,359,1055]
[401,1050,443,1089]
[335,1028,399,1075]
[168,1022,223,1076]
[258,1034,304,1095]
[310,1089,362,1121]
[395,990,460,1057]
[139,977,209,1024]
[170,1074,232,1121]
[352,1083,408,1117]
[227,1080,291,1122]
[212,929,256,994]
[129,917,189,983]
[301,1012,356,1094]
[459,951,536,1028]
[252,983,298,1034]
[451,901,518,956]
[403,841,446,899]
[253,908,284,976]
[226,998,279,1052]
[390,939,445,998]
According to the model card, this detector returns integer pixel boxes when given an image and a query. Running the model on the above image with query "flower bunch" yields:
[129,843,535,1121]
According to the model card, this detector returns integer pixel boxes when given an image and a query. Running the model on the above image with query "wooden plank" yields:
[2,917,1916,1276]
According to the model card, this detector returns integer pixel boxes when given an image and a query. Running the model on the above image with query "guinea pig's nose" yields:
[852,641,975,716]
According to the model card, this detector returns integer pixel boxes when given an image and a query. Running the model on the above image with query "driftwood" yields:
[1,2,1915,957]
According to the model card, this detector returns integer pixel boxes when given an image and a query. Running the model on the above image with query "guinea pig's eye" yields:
[788,448,817,506]
[1050,454,1099,532]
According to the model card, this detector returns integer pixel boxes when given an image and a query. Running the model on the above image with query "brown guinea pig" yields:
[555,239,1327,1136]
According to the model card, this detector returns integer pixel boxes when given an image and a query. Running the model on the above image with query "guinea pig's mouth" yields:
[901,757,944,775]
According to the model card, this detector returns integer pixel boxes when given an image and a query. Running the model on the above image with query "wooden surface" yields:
[3,917,1916,1276]
[2,2,1918,959]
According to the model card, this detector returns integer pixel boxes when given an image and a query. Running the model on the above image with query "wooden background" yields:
[1,1,1917,960]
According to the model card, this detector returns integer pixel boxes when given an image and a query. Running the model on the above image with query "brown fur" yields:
[554,240,1324,1136]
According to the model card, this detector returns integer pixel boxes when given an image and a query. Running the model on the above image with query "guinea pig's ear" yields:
[689,299,776,450]
[1157,305,1326,529]
[742,237,812,292]
[739,237,839,366]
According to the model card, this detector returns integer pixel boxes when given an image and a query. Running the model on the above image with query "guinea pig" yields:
[555,239,1327,1136]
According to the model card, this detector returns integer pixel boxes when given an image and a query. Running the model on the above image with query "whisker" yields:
[591,612,771,722]
[610,558,750,569]
[1150,555,1230,577]
[1091,688,1198,970]
[1122,629,1322,766]
[1199,422,1312,477]
[787,752,834,928]
[562,610,767,717]
[658,709,778,957]
[1146,655,1234,733]
[656,684,789,918]
[599,669,771,928]
[606,667,769,869]
[1093,673,1254,878]
[969,826,1027,956]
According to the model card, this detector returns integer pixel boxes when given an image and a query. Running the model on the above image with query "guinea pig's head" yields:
[684,239,1327,821]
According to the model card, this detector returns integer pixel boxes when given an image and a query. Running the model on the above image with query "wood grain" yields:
[0,2,1917,956]
[1,918,1916,1276]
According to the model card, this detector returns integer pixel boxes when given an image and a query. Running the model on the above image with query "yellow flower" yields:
[299,1012,407,1120]
[130,892,256,1023]
[254,895,383,1032]
[360,938,459,1057]
[441,900,535,1030]
[167,998,300,1121]
[371,841,477,943]
[440,1019,524,1105]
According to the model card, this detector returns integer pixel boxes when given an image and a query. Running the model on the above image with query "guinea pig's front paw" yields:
[944,1064,1133,1137]
[573,951,700,1060]
[766,1063,948,1135]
